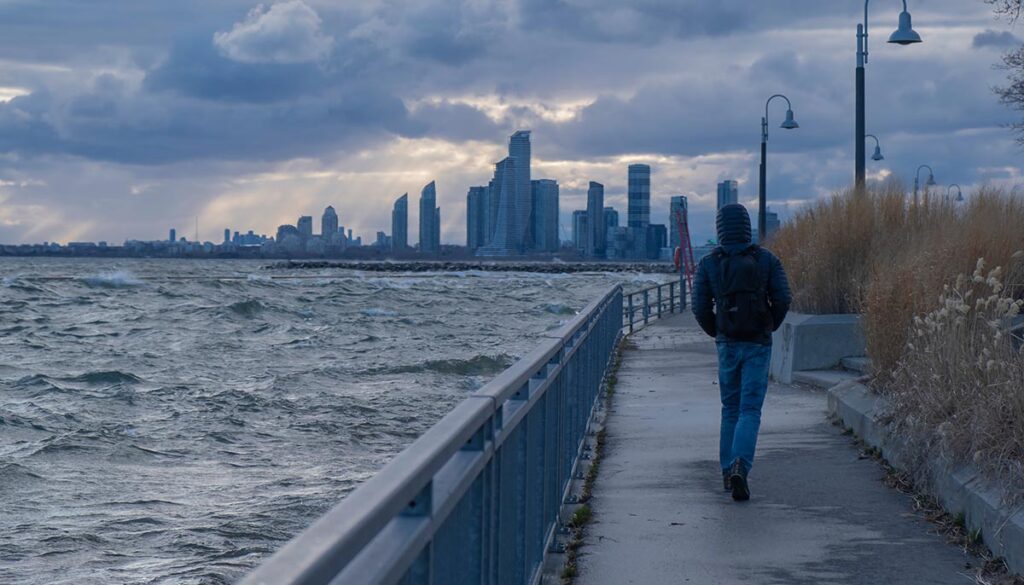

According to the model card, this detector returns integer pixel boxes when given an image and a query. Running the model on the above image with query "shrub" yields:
[773,184,1024,377]
[888,258,1024,492]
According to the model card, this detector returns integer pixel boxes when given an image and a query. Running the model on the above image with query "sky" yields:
[0,0,1022,246]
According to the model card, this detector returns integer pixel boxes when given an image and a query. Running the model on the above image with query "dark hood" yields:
[716,204,752,247]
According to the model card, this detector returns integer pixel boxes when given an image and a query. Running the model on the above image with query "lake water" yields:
[0,258,666,585]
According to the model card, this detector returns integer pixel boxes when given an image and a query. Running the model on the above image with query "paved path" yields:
[577,313,974,585]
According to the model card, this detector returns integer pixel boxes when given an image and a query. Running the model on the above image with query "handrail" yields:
[623,279,688,333]
[242,285,624,585]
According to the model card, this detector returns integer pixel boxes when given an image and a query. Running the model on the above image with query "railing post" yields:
[627,294,634,333]
[657,285,662,319]
[643,290,649,325]
[670,282,676,314]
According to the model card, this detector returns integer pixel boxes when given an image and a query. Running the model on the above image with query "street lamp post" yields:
[759,94,799,242]
[866,134,885,161]
[855,0,922,191]
[913,164,936,205]
[947,184,964,203]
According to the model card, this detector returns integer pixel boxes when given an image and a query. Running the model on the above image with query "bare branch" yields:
[986,0,1024,22]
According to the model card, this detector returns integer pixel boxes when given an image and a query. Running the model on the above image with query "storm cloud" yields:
[0,0,1021,245]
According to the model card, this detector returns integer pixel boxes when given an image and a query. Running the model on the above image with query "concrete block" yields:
[828,382,1024,577]
[770,313,865,383]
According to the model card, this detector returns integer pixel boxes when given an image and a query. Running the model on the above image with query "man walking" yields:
[692,204,791,501]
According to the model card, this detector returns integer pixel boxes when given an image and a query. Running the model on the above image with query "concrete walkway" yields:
[578,314,974,585]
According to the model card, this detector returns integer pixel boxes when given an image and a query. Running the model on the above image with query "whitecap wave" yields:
[81,271,144,288]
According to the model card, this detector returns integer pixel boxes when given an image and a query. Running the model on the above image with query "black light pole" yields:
[855,0,922,191]
[759,95,799,241]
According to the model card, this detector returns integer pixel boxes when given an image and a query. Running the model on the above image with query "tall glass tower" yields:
[509,130,531,251]
[586,181,606,259]
[419,182,439,253]
[628,164,651,229]
[476,158,517,257]
[321,206,339,241]
[391,194,408,251]
[669,196,688,249]
[716,180,738,211]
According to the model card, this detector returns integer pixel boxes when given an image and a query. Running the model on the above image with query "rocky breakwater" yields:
[265,260,678,274]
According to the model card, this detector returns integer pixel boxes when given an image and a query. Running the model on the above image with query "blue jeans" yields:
[717,342,772,473]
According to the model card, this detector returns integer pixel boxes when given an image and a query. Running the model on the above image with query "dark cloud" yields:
[145,34,330,103]
[0,0,1022,245]
[973,29,1022,49]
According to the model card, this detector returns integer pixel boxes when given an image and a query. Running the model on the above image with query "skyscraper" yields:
[297,216,313,239]
[476,158,517,257]
[322,206,339,241]
[717,180,739,211]
[392,193,408,251]
[628,164,651,229]
[169,228,176,242]
[223,228,230,244]
[467,186,487,251]
[756,208,781,243]
[586,182,606,258]
[419,181,440,253]
[604,207,619,230]
[669,196,689,249]
[509,130,531,251]
[531,179,559,253]
[572,210,589,252]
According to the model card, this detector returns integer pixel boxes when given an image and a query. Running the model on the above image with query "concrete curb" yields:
[828,380,1024,575]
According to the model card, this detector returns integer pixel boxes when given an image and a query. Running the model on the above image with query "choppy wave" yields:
[0,257,669,585]
[81,270,144,288]
[381,354,515,376]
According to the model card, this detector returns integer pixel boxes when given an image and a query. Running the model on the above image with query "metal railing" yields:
[624,279,688,333]
[242,285,623,585]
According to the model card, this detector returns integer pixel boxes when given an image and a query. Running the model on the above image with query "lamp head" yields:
[926,173,936,187]
[888,11,922,45]
[780,109,799,130]
[956,192,964,203]
[872,145,884,161]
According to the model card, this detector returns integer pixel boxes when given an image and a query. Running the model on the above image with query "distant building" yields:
[322,206,339,241]
[628,164,651,229]
[586,181,606,259]
[223,228,230,244]
[669,196,689,250]
[297,216,313,239]
[419,181,440,253]
[467,186,487,251]
[169,228,176,242]
[756,208,781,243]
[532,179,559,253]
[375,231,390,248]
[717,180,738,211]
[477,158,517,257]
[605,226,635,260]
[604,207,619,230]
[572,210,589,253]
[646,224,668,260]
[392,193,408,251]
[509,130,532,251]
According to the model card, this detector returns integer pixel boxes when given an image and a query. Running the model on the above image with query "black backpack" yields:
[714,246,771,340]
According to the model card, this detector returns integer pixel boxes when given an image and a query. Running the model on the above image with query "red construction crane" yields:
[673,207,696,292]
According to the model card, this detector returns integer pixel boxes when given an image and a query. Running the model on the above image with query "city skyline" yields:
[0,1,1022,247]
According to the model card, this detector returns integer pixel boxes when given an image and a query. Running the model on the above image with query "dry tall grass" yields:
[773,184,1024,493]
[890,258,1024,493]
[773,183,1024,376]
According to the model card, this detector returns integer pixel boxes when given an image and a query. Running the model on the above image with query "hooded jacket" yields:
[691,204,792,345]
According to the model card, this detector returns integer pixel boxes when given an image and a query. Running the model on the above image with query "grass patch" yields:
[560,342,624,584]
